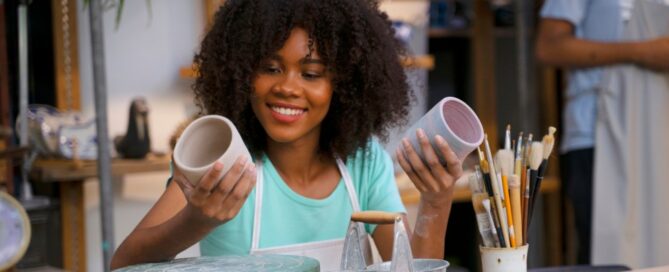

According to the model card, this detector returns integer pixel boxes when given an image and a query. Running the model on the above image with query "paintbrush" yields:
[482,199,501,247]
[471,173,498,248]
[527,141,544,229]
[496,149,516,247]
[537,127,557,178]
[480,159,506,248]
[504,124,512,150]
[520,133,532,240]
[526,127,557,233]
[514,132,524,177]
[509,175,523,247]
[485,135,510,247]
[522,168,530,245]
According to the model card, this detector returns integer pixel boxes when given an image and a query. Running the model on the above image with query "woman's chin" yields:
[266,132,301,144]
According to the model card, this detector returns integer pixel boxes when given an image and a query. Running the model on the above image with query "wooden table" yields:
[30,155,171,272]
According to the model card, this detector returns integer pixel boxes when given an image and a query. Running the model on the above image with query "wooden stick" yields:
[351,211,401,224]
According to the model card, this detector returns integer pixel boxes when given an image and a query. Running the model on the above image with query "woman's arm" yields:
[371,129,461,260]
[111,158,256,269]
[110,182,208,269]
[536,18,669,71]
[371,206,450,261]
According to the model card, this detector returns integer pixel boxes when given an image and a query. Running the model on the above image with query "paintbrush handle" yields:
[488,171,510,247]
[489,196,506,248]
[522,169,530,245]
[351,211,400,224]
[527,170,539,230]
[510,183,523,247]
[529,175,544,229]
[483,173,505,247]
[538,159,548,177]
[502,176,516,248]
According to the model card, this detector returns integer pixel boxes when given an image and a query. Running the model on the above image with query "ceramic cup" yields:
[173,115,252,185]
[404,97,484,162]
[480,244,529,272]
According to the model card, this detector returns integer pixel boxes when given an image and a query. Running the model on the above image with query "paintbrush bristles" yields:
[542,127,557,160]
[495,150,514,177]
[530,142,543,170]
[548,126,556,137]
[505,124,512,150]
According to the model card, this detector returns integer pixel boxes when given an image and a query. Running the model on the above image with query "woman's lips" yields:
[268,104,306,123]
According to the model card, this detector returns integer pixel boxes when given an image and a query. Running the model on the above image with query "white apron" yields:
[249,158,373,271]
[593,0,669,268]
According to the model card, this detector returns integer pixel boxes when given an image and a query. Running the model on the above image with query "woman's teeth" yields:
[271,106,305,116]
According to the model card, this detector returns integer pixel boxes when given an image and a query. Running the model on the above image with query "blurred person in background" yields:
[535,0,669,265]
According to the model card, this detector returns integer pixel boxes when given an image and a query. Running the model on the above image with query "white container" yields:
[173,115,252,185]
[480,244,528,272]
[404,97,484,161]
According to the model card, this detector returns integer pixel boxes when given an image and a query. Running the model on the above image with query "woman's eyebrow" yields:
[267,54,282,61]
[301,58,325,65]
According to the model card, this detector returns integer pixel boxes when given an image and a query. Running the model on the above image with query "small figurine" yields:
[114,97,151,159]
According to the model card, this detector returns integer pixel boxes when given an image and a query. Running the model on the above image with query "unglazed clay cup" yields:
[404,97,484,162]
[173,115,252,185]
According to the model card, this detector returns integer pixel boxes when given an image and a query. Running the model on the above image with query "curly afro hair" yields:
[193,0,412,158]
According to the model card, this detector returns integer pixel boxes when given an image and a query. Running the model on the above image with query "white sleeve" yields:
[540,0,591,27]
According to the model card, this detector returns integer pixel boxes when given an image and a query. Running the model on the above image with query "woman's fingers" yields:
[219,165,257,221]
[207,156,250,208]
[435,135,463,179]
[416,129,451,191]
[190,162,224,205]
[402,135,440,192]
[396,148,428,192]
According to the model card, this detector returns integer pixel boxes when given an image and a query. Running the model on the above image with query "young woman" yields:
[111,0,463,270]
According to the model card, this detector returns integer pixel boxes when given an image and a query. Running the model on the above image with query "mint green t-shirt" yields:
[199,140,406,255]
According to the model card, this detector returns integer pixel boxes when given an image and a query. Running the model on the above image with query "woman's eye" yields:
[264,67,280,73]
[302,72,322,79]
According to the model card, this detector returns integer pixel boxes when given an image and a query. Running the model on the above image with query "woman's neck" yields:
[265,137,333,187]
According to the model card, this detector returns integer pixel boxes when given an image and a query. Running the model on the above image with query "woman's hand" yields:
[396,129,463,208]
[171,156,257,227]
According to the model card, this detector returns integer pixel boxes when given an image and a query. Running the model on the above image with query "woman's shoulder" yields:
[344,139,394,180]
[347,139,388,163]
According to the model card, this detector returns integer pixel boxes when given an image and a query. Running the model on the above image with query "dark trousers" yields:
[560,148,594,265]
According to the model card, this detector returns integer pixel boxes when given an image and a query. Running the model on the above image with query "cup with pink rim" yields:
[173,115,252,185]
[404,97,484,163]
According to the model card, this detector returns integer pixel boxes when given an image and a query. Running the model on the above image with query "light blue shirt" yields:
[199,140,406,255]
[540,0,628,153]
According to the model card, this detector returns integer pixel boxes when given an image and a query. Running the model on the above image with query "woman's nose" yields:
[272,73,301,96]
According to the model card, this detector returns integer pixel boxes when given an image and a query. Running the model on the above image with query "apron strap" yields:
[250,156,361,251]
[336,157,361,212]
[251,159,264,250]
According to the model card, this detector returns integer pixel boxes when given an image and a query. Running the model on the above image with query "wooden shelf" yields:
[31,154,171,182]
[428,27,516,39]
[398,173,560,205]
[179,55,435,79]
[429,28,472,38]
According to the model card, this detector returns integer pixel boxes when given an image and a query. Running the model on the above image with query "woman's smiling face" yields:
[251,28,333,146]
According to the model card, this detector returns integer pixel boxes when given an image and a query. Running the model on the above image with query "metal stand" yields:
[88,0,115,270]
